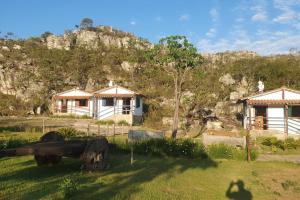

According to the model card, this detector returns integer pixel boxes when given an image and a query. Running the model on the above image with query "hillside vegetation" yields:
[1,22,300,129]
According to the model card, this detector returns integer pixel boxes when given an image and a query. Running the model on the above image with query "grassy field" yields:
[1,153,300,200]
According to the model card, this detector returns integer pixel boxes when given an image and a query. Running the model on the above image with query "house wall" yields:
[267,106,284,132]
[133,97,143,116]
[288,118,300,135]
[284,91,300,99]
[59,90,92,97]
[254,91,282,100]
[65,99,93,116]
[100,87,133,94]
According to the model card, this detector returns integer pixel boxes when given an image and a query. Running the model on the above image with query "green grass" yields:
[1,153,300,200]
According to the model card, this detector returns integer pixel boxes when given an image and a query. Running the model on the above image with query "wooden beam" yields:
[248,105,252,130]
[284,104,288,137]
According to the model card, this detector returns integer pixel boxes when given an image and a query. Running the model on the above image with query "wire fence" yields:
[0,117,133,137]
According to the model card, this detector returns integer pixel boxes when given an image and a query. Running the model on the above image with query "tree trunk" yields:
[172,75,180,139]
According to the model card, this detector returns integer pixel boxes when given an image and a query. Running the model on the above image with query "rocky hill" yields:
[1,24,300,130]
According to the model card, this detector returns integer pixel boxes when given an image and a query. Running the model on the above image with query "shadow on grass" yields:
[225,180,252,200]
[0,157,96,200]
[0,152,217,200]
[75,152,218,199]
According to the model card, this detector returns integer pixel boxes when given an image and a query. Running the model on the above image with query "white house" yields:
[93,85,143,124]
[52,85,143,124]
[52,88,94,117]
[240,86,300,135]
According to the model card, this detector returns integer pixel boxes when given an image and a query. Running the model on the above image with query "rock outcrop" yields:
[45,26,150,50]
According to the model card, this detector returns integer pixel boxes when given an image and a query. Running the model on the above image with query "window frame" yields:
[103,97,114,107]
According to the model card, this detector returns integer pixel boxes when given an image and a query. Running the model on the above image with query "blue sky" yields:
[1,0,300,55]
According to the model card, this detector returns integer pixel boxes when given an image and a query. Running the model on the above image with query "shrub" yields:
[207,143,258,161]
[208,144,234,159]
[111,138,207,159]
[0,138,30,150]
[284,138,297,150]
[58,127,79,138]
[96,120,115,125]
[59,177,78,199]
[261,137,299,151]
[117,120,129,126]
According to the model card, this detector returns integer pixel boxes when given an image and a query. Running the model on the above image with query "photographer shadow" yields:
[225,180,252,200]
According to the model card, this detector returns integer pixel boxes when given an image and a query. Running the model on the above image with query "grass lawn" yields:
[1,153,300,200]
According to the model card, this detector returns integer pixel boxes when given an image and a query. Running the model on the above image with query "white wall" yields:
[284,91,300,100]
[267,106,284,132]
[288,118,300,135]
[133,97,143,116]
[100,87,134,94]
[254,91,282,100]
[63,99,92,116]
[59,89,92,97]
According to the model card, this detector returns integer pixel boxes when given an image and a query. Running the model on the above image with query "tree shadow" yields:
[0,157,97,200]
[75,152,218,199]
[1,153,218,199]
[225,180,252,200]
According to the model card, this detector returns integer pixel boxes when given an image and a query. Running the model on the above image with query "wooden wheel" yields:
[34,131,64,166]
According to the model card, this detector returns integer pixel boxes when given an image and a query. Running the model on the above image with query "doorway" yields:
[254,106,267,130]
[122,98,131,114]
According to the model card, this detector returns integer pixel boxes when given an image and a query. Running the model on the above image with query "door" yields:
[61,99,68,113]
[122,98,131,114]
[254,106,267,130]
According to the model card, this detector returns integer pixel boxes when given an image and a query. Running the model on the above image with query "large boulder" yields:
[206,120,224,130]
[219,73,235,86]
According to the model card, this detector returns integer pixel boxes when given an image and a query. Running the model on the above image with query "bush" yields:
[261,137,299,151]
[284,138,298,150]
[58,127,80,138]
[208,144,234,159]
[59,177,78,199]
[117,120,129,126]
[96,120,115,125]
[112,138,207,159]
[0,138,30,150]
[207,143,258,161]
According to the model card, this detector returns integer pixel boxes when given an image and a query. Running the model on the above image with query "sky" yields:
[1,0,300,55]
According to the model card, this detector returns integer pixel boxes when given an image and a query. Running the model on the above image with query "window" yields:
[76,99,88,107]
[288,106,300,117]
[102,98,114,106]
[136,96,141,108]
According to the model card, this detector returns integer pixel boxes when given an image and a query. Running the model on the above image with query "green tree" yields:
[148,35,203,138]
[80,18,93,29]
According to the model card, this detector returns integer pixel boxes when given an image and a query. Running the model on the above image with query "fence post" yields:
[87,124,90,136]
[122,124,124,136]
[113,123,116,136]
[246,129,251,162]
[42,119,45,134]
[98,124,100,135]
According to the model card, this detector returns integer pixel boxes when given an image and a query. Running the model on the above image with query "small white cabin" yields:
[93,86,143,124]
[52,88,94,116]
[52,86,143,125]
[240,87,300,135]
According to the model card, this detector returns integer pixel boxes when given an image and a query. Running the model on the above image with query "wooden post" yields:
[42,119,45,134]
[87,124,90,136]
[122,124,124,136]
[113,123,116,136]
[284,104,288,137]
[248,105,252,130]
[131,145,134,165]
[98,124,100,135]
[246,130,251,162]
